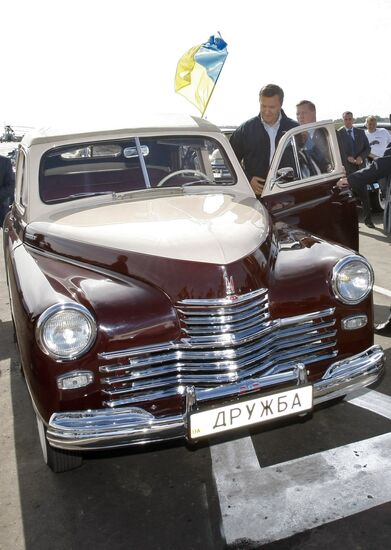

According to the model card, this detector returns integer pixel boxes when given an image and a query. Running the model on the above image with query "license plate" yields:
[189,385,313,439]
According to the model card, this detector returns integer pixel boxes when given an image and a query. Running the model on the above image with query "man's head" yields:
[259,84,284,125]
[342,111,354,129]
[296,100,316,125]
[365,115,377,133]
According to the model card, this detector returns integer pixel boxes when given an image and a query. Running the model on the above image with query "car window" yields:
[39,136,237,204]
[275,127,334,184]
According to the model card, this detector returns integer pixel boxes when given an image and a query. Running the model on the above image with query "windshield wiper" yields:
[46,191,114,203]
[112,187,185,201]
[67,191,114,199]
[182,178,216,186]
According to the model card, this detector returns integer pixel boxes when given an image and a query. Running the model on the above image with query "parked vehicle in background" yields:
[3,115,385,472]
[354,121,391,212]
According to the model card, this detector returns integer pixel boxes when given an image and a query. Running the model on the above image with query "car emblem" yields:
[224,275,236,296]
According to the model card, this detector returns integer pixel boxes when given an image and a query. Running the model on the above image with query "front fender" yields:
[8,245,180,421]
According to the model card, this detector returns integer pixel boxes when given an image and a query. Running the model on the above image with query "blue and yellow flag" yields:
[175,34,228,117]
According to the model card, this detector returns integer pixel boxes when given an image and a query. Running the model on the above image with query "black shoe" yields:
[374,319,391,335]
[364,217,375,229]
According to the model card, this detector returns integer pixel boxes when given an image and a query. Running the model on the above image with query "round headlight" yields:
[36,303,97,360]
[332,255,373,304]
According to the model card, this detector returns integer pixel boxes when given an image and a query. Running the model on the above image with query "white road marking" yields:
[346,389,391,419]
[212,432,391,546]
[373,285,391,298]
[210,433,260,473]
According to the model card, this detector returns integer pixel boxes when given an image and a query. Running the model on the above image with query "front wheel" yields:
[36,414,82,473]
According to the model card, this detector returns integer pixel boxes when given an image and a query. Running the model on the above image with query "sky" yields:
[1,0,391,132]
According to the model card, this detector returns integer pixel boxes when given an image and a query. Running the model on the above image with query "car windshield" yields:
[39,135,236,203]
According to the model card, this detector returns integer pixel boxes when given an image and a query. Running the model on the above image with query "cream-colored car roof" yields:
[22,114,219,147]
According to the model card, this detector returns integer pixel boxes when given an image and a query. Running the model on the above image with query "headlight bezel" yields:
[331,255,373,305]
[36,302,97,361]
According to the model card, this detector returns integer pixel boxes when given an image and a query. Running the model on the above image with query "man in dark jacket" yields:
[0,154,15,227]
[338,151,391,335]
[230,83,298,197]
[338,111,373,227]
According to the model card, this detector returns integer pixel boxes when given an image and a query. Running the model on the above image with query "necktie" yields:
[347,129,355,156]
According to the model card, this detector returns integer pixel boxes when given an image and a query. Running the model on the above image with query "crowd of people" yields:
[230,83,391,335]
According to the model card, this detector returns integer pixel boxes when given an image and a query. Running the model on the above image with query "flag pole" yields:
[201,49,228,118]
[201,67,222,119]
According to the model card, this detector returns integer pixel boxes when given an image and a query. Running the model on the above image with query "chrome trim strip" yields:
[182,309,269,327]
[279,307,335,326]
[176,297,268,317]
[46,345,385,451]
[103,387,183,408]
[177,288,268,307]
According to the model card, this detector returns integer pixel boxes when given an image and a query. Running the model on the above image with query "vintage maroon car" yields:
[3,115,385,472]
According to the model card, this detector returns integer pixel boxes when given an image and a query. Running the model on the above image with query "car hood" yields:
[27,193,269,265]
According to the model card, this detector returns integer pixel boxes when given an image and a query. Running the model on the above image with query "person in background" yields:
[338,111,373,227]
[365,115,391,160]
[295,100,333,172]
[338,152,391,335]
[296,99,350,170]
[338,111,370,173]
[0,154,15,227]
[230,83,298,198]
[296,99,317,125]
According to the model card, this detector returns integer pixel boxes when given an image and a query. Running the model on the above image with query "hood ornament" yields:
[224,275,236,296]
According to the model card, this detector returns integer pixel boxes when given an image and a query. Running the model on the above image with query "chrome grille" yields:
[98,289,337,407]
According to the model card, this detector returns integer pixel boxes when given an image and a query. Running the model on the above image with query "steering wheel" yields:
[156,169,210,187]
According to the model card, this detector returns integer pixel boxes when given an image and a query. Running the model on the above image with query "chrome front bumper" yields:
[47,345,385,451]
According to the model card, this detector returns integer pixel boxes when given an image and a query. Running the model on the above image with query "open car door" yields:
[262,121,359,251]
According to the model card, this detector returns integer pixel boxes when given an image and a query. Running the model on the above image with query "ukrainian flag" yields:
[175,34,228,117]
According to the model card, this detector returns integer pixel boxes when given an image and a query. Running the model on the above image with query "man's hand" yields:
[347,155,364,166]
[336,177,349,189]
[250,176,266,196]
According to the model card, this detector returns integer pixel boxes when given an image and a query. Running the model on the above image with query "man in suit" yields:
[0,154,15,227]
[338,152,391,335]
[338,111,373,227]
[230,83,298,197]
[295,100,333,174]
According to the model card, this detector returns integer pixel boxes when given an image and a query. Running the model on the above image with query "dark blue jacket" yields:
[230,109,298,181]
